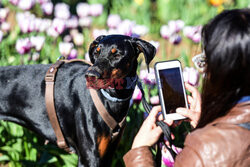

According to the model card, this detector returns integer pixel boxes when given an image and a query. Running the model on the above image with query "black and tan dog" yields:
[0,35,156,167]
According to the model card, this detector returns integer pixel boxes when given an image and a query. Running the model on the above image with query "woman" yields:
[123,9,250,167]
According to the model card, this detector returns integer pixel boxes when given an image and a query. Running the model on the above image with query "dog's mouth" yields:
[85,69,115,89]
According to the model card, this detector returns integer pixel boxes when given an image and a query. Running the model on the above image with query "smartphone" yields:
[154,60,188,120]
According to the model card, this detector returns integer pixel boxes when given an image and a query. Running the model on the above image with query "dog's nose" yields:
[85,70,101,79]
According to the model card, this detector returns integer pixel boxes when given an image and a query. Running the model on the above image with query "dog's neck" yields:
[101,75,138,101]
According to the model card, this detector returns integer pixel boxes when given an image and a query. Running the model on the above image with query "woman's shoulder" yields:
[181,122,250,166]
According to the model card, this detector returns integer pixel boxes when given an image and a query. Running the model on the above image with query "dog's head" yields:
[85,35,156,88]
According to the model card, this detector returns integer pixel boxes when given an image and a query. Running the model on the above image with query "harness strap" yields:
[45,59,92,152]
[89,88,127,140]
[45,60,71,152]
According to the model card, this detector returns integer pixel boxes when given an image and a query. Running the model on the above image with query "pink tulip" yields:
[9,0,19,5]
[79,17,92,27]
[107,14,121,29]
[66,16,78,29]
[54,3,70,20]
[132,24,149,37]
[183,25,202,43]
[183,67,200,87]
[73,33,84,46]
[92,29,108,39]
[39,19,51,32]
[15,38,32,55]
[58,42,73,57]
[76,3,90,18]
[150,96,159,105]
[1,22,10,32]
[160,25,173,39]
[89,4,103,17]
[41,2,53,15]
[117,19,135,36]
[18,0,35,10]
[52,18,66,34]
[36,0,49,5]
[162,145,182,167]
[0,8,9,22]
[132,86,142,104]
[30,36,45,51]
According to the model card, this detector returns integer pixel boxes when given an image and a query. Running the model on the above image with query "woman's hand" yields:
[131,106,173,149]
[176,83,201,128]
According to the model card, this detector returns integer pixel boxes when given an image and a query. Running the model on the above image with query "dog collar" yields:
[100,76,138,102]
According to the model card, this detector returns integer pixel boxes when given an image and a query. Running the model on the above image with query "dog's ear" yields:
[88,35,106,63]
[132,38,156,72]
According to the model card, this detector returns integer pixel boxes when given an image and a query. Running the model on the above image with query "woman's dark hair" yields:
[196,9,250,128]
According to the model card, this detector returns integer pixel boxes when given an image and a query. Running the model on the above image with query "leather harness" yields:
[44,59,126,152]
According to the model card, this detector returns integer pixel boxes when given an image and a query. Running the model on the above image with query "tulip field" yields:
[0,0,249,166]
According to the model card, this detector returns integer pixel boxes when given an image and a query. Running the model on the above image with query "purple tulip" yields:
[139,68,156,85]
[41,2,53,15]
[89,4,103,17]
[68,48,78,60]
[15,38,32,55]
[30,36,45,51]
[54,3,70,20]
[76,3,90,18]
[169,34,182,45]
[107,14,121,29]
[0,30,3,43]
[183,67,200,87]
[79,17,92,27]
[18,0,35,10]
[132,86,142,104]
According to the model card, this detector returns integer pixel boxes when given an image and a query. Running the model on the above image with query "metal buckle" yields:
[45,74,54,82]
[57,55,66,61]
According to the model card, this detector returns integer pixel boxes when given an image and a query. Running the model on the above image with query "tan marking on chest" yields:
[98,136,110,158]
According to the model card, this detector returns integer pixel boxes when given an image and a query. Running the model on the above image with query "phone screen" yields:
[159,67,186,114]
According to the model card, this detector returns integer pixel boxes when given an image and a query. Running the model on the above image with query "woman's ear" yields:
[132,38,156,71]
[88,35,106,63]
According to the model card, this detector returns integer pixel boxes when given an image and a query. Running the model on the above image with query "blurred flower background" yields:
[0,0,249,166]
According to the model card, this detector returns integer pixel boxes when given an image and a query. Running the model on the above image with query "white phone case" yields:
[154,60,188,120]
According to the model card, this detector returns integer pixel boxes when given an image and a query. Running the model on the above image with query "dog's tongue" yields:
[86,76,114,89]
